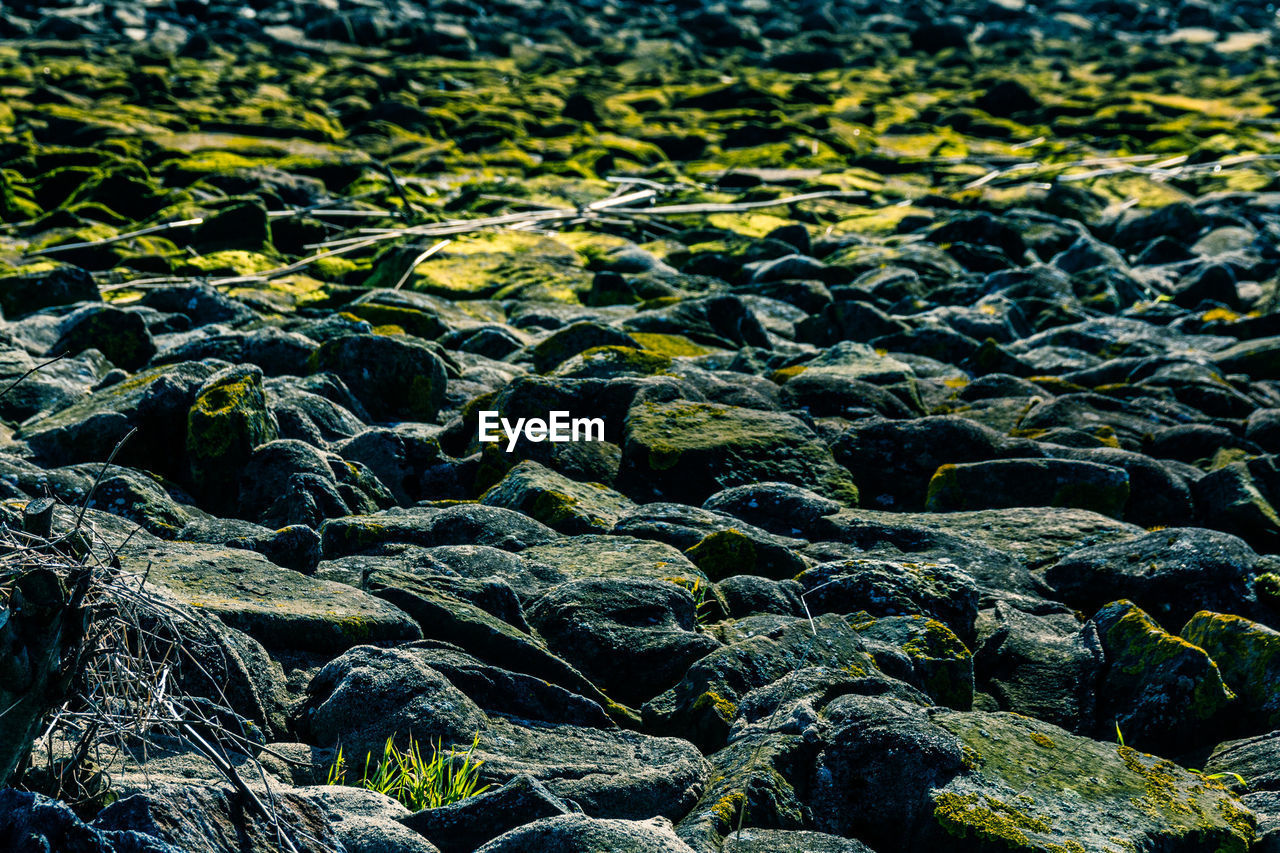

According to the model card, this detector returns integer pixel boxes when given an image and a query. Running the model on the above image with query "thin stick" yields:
[377,161,420,223]
[28,219,204,257]
[0,352,68,401]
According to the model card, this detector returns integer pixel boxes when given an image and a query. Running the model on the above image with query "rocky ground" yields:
[3,0,1280,850]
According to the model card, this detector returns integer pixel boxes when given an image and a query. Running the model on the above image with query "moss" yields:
[1030,733,1056,749]
[629,332,720,357]
[934,791,1051,847]
[901,618,971,662]
[555,346,673,380]
[1256,572,1280,605]
[178,250,277,276]
[1102,605,1234,720]
[685,529,757,581]
[710,791,746,832]
[693,690,738,724]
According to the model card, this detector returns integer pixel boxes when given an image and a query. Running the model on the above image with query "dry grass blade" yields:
[392,240,451,291]
[27,219,204,258]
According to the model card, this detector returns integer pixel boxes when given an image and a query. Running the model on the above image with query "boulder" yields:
[620,400,858,505]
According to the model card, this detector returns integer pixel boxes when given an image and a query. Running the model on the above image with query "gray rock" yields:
[528,577,720,706]
[400,774,573,853]
[1043,527,1259,627]
[476,815,696,853]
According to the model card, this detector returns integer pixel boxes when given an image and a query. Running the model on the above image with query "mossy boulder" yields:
[642,613,877,751]
[480,460,634,534]
[1091,600,1235,754]
[832,416,1042,511]
[363,569,632,725]
[20,360,219,479]
[521,534,707,588]
[1043,528,1260,628]
[1182,611,1280,732]
[797,558,981,646]
[808,695,1254,852]
[531,322,640,373]
[309,333,448,422]
[926,458,1130,519]
[186,365,279,512]
[859,615,974,710]
[51,304,156,371]
[611,502,808,582]
[620,400,858,505]
[55,463,202,539]
[0,262,100,319]
[119,539,421,654]
[973,601,1102,732]
[1194,456,1280,552]
[319,505,561,559]
[928,710,1252,852]
[527,577,720,707]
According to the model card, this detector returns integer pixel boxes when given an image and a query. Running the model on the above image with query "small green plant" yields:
[1114,721,1125,748]
[326,733,490,811]
[668,577,715,630]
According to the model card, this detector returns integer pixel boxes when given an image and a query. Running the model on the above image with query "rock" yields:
[832,417,1042,511]
[310,333,449,422]
[481,460,634,534]
[611,502,808,581]
[271,384,367,445]
[858,615,974,710]
[468,716,709,820]
[475,815,696,853]
[138,284,256,327]
[120,538,421,653]
[1090,600,1235,753]
[527,577,720,706]
[619,400,858,505]
[320,505,560,558]
[643,614,877,751]
[675,729,815,851]
[531,322,640,372]
[622,295,770,350]
[520,534,705,586]
[3,788,164,850]
[973,600,1102,732]
[1205,731,1280,793]
[362,570,629,722]
[21,360,219,478]
[153,327,319,377]
[1195,456,1280,551]
[797,558,980,644]
[926,458,1130,518]
[186,364,278,512]
[717,575,805,619]
[1043,528,1260,627]
[292,645,490,759]
[1183,611,1280,732]
[91,783,345,853]
[0,262,99,319]
[807,696,1254,852]
[400,774,574,853]
[301,787,442,853]
[335,427,460,505]
[51,304,156,370]
[723,829,874,853]
[701,482,843,537]
[1042,444,1196,527]
[235,438,393,528]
